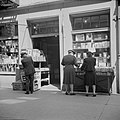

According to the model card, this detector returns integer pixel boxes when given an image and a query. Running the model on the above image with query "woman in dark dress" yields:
[61,50,78,95]
[81,51,96,97]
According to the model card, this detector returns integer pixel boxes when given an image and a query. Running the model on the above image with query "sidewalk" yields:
[0,85,120,120]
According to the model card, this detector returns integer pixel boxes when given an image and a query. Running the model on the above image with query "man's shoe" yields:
[25,92,29,94]
[86,94,89,97]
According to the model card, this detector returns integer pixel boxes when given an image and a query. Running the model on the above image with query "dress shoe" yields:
[86,94,89,97]
[70,93,76,95]
[93,94,96,97]
[25,92,29,94]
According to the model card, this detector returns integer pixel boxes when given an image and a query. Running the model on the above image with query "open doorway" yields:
[32,36,60,89]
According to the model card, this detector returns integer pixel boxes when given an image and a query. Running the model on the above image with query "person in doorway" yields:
[80,51,96,97]
[21,52,35,94]
[61,50,79,95]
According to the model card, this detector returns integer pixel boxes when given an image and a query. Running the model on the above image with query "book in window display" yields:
[86,33,92,41]
[75,34,85,41]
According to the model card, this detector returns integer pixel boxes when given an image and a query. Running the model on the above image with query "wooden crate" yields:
[12,81,23,90]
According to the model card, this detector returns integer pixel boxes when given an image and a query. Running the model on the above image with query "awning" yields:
[0,0,19,10]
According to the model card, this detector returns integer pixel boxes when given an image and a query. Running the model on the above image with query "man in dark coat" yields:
[21,52,35,94]
[81,51,96,97]
[61,50,79,95]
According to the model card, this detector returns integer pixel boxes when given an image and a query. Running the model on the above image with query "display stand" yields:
[74,67,114,95]
[13,49,50,91]
[35,61,50,87]
[34,68,41,91]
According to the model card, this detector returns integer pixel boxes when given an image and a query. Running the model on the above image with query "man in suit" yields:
[21,52,35,94]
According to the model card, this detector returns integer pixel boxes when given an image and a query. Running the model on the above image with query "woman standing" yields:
[81,51,96,97]
[61,50,78,95]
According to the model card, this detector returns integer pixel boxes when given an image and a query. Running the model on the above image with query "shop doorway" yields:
[32,36,60,89]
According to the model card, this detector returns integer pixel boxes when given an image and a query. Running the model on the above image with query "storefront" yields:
[0,0,19,88]
[0,0,119,93]
[30,17,60,87]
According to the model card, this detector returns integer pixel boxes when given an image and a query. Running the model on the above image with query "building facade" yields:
[0,0,119,93]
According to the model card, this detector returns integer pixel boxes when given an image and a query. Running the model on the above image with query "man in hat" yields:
[61,49,79,95]
[21,52,35,94]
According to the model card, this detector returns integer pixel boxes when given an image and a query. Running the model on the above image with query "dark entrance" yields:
[32,36,60,88]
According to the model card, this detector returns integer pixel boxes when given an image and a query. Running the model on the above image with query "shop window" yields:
[0,40,18,72]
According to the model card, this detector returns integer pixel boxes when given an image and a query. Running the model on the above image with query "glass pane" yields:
[73,17,83,30]
[91,16,99,28]
[31,20,59,34]
[83,17,90,29]
[100,15,109,21]
[100,21,109,27]
[100,14,109,27]
[91,22,99,28]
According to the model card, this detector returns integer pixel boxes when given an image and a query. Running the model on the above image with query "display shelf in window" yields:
[0,39,18,73]
[72,30,110,67]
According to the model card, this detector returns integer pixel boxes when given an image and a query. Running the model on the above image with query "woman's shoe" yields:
[25,92,29,94]
[65,92,69,95]
[93,94,96,97]
[70,93,76,95]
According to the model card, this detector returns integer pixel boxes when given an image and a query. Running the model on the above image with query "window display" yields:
[71,12,110,67]
[0,40,18,72]
[73,31,110,67]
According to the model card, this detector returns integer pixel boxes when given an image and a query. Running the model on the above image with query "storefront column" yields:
[59,9,64,90]
[59,9,73,89]
[62,9,73,54]
[110,0,118,94]
[118,6,120,93]
[17,15,33,64]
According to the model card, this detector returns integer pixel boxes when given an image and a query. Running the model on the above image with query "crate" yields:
[12,81,23,90]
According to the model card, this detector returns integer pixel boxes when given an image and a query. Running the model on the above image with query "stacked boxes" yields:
[34,70,41,91]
